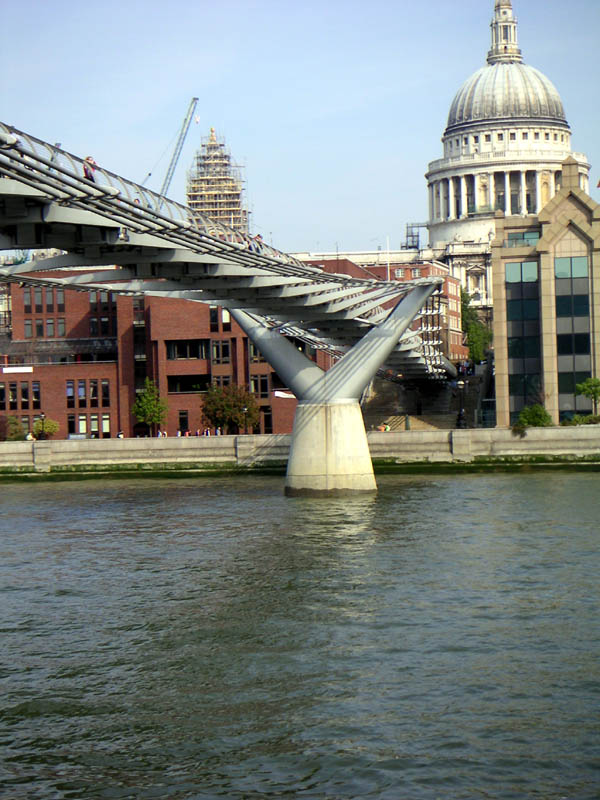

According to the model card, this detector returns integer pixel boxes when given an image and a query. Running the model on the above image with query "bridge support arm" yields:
[232,285,437,496]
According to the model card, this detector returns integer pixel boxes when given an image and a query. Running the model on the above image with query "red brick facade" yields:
[1,275,300,439]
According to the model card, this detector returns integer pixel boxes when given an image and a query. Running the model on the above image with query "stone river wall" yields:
[1,427,600,474]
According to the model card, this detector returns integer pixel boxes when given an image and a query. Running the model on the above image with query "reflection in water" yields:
[0,474,598,799]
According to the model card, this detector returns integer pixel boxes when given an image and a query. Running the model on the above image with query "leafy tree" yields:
[33,417,59,440]
[131,378,167,435]
[460,290,493,363]
[201,383,259,434]
[5,416,25,441]
[575,377,600,416]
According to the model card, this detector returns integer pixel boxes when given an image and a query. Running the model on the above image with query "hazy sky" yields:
[1,0,598,253]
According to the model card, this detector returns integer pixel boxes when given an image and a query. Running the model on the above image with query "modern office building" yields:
[492,157,600,425]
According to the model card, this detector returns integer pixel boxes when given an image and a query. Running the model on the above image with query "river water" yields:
[0,473,598,799]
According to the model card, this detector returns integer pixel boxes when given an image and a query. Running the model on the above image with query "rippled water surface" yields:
[1,473,599,799]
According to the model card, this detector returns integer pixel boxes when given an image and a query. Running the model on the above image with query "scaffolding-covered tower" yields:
[186,128,249,233]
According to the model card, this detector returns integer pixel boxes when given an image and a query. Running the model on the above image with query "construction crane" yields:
[158,97,198,202]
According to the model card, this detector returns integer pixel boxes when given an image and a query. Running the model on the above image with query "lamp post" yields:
[242,406,248,434]
[456,380,467,429]
[39,411,46,440]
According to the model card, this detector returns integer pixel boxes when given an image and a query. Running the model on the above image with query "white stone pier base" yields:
[285,401,376,496]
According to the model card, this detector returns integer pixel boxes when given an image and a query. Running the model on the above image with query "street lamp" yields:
[456,380,467,429]
[39,411,46,440]
[242,406,248,434]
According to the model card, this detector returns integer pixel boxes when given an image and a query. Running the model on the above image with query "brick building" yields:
[0,272,305,438]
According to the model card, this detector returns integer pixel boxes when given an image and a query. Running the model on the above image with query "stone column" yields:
[535,170,541,212]
[460,176,468,218]
[472,173,479,214]
[448,177,455,220]
[520,171,527,214]
[504,172,510,214]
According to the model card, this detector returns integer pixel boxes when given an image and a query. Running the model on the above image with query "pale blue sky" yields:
[1,0,598,252]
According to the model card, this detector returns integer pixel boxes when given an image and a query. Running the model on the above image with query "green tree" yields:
[33,417,59,440]
[131,378,167,435]
[575,377,600,416]
[460,290,493,363]
[5,416,25,441]
[512,403,553,437]
[201,383,259,434]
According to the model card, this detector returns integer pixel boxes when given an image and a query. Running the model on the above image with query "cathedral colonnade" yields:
[427,169,575,222]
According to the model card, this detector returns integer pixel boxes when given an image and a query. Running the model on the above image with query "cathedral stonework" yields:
[426,0,590,309]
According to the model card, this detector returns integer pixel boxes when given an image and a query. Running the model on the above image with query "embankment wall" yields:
[1,427,600,474]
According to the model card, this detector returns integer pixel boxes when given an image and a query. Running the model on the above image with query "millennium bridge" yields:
[0,122,454,494]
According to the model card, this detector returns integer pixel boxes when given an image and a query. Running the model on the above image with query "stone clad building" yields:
[492,157,600,426]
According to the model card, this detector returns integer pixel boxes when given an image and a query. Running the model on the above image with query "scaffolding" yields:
[186,128,249,233]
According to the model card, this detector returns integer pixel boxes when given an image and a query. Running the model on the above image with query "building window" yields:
[507,336,540,358]
[222,309,231,332]
[0,383,5,411]
[522,132,528,140]
[249,342,266,363]
[209,306,219,333]
[90,414,99,439]
[20,382,29,410]
[66,380,75,408]
[56,288,64,312]
[554,256,588,279]
[100,317,110,335]
[506,298,539,321]
[101,380,110,407]
[473,135,479,144]
[68,414,76,435]
[213,375,231,387]
[168,374,209,393]
[498,133,503,141]
[23,287,31,313]
[35,319,44,338]
[485,134,491,142]
[558,371,590,394]
[545,132,550,141]
[46,289,54,313]
[78,379,87,407]
[509,132,516,141]
[166,339,209,360]
[9,382,17,410]
[556,334,590,355]
[102,414,111,438]
[78,414,87,435]
[534,132,540,140]
[211,339,231,364]
[506,231,540,247]
[57,318,65,337]
[24,319,32,338]
[89,317,98,336]
[88,379,98,407]
[32,381,40,410]
[46,319,54,338]
[34,287,43,313]
[250,374,270,398]
[556,295,589,317]
[505,261,538,283]
[178,410,189,434]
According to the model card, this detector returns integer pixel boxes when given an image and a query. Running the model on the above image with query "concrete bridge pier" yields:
[231,283,437,496]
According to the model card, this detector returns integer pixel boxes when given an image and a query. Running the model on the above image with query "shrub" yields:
[512,404,552,437]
